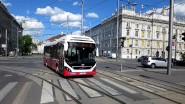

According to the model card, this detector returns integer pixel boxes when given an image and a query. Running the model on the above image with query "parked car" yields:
[141,56,173,68]
[107,53,116,59]
[137,56,148,62]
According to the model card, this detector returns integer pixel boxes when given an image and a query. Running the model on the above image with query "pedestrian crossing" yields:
[0,75,165,104]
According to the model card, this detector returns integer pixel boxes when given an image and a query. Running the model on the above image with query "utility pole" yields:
[116,0,119,62]
[16,27,19,57]
[5,29,7,57]
[67,15,69,34]
[174,29,177,60]
[90,21,92,37]
[81,0,84,36]
[167,0,174,75]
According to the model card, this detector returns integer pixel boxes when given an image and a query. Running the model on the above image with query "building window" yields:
[156,41,159,48]
[147,25,150,29]
[179,44,182,49]
[142,24,145,30]
[136,24,139,28]
[147,40,150,47]
[126,39,130,46]
[156,32,160,39]
[157,26,160,31]
[127,49,129,54]
[135,40,138,46]
[147,31,150,38]
[136,49,138,54]
[135,31,138,37]
[127,30,130,36]
[126,22,130,28]
[142,40,145,47]
[141,31,145,38]
[148,50,150,55]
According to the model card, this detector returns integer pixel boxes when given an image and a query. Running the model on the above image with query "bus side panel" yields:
[52,58,59,72]
[59,57,64,75]
[44,57,51,67]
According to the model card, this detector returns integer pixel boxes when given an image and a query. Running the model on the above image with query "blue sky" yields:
[1,0,185,40]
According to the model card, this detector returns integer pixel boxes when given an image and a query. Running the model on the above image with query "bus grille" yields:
[72,66,92,70]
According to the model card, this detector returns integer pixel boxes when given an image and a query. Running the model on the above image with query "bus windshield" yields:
[65,42,96,65]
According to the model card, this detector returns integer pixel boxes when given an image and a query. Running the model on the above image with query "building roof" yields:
[47,34,66,42]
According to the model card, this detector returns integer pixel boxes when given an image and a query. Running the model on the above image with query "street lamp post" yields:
[81,0,84,36]
[167,0,174,75]
[116,0,120,62]
[5,29,7,57]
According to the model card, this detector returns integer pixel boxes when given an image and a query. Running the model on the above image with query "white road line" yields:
[88,78,121,95]
[100,77,138,94]
[147,84,166,91]
[40,80,54,104]
[74,79,102,98]
[59,79,79,100]
[12,82,32,104]
[4,75,12,77]
[137,86,154,92]
[0,82,18,102]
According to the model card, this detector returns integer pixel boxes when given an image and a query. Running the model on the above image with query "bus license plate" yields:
[80,72,86,75]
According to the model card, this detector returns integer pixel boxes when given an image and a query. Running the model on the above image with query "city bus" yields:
[43,35,96,77]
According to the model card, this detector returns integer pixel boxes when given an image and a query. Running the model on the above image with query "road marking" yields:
[88,78,121,95]
[4,75,12,77]
[100,77,138,94]
[147,84,166,91]
[40,80,54,104]
[18,73,26,76]
[0,82,18,102]
[137,86,154,92]
[58,79,79,100]
[74,79,102,98]
[12,82,32,104]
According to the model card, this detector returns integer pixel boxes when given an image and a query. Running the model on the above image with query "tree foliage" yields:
[181,52,185,61]
[18,35,32,55]
[31,43,37,51]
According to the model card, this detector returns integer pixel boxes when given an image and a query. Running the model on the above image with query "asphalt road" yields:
[0,56,185,104]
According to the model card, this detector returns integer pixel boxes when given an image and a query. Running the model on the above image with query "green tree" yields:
[180,52,185,61]
[18,35,32,55]
[31,43,37,51]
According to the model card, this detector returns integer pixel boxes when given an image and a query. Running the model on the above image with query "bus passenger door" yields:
[58,43,64,75]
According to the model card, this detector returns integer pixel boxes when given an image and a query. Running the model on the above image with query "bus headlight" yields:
[65,67,71,72]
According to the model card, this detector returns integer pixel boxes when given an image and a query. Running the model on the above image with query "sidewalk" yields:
[0,55,43,60]
[123,69,185,86]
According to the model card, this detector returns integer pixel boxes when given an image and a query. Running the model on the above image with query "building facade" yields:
[85,6,185,60]
[0,1,23,56]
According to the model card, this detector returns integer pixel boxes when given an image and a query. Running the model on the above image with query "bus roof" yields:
[45,35,95,47]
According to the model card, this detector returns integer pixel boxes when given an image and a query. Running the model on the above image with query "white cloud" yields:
[72,2,79,6]
[50,13,81,22]
[13,15,45,36]
[86,12,99,18]
[1,0,12,7]
[145,8,163,14]
[36,6,82,28]
[174,3,185,18]
[35,6,64,15]
[61,21,81,27]
[72,30,81,35]
[145,4,185,18]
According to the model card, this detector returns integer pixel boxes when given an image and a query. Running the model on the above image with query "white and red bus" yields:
[43,35,96,76]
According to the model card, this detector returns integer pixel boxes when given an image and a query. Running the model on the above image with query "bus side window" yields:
[58,44,64,57]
